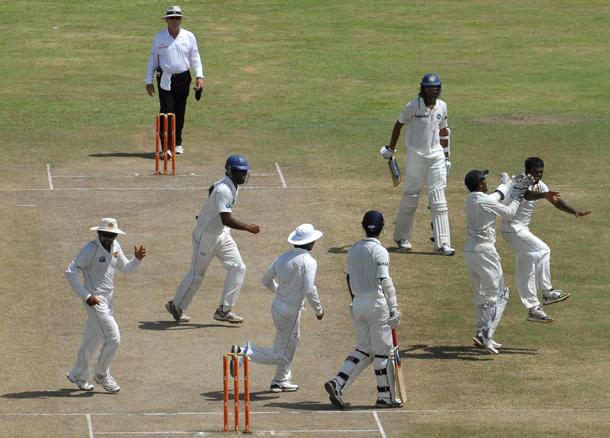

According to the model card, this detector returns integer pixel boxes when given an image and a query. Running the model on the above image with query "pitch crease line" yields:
[87,413,95,438]
[275,162,287,188]
[46,163,53,190]
[373,412,387,438]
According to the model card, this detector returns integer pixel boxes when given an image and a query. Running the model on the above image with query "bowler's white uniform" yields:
[173,176,246,311]
[247,248,323,382]
[394,97,451,247]
[332,238,396,401]
[465,191,521,338]
[65,238,141,381]
[501,180,553,309]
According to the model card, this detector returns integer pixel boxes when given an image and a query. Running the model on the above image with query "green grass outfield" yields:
[1,1,609,437]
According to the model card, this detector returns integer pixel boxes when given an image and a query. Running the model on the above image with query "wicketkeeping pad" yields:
[388,156,401,187]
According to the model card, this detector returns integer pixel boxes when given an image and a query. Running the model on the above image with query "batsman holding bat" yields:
[325,211,404,409]
[380,73,454,255]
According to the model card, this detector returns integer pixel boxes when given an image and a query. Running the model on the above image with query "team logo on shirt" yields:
[99,256,106,262]
[437,114,441,120]
[225,202,231,208]
[114,252,118,258]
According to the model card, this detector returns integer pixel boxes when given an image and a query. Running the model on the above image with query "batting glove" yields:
[387,309,402,329]
[380,146,396,160]
[445,158,452,176]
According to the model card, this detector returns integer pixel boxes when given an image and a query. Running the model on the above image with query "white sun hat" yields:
[90,218,126,235]
[288,223,323,245]
[161,6,188,19]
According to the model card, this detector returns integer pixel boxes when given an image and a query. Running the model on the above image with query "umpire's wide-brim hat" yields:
[161,6,188,19]
[90,218,126,235]
[288,223,323,245]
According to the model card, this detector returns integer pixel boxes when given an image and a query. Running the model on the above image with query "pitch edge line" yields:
[2,408,608,417]
[275,162,288,188]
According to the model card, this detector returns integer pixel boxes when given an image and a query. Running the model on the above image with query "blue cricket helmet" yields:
[225,155,251,171]
[362,210,385,236]
[421,73,442,86]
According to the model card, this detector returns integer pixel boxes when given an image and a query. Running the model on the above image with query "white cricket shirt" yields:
[196,176,238,233]
[345,237,390,298]
[145,27,204,84]
[465,192,520,252]
[261,248,323,315]
[398,97,448,158]
[65,238,141,302]
[501,179,549,230]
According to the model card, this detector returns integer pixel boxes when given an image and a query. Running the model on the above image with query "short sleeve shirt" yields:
[501,179,549,230]
[345,238,390,298]
[398,97,448,158]
[196,176,238,233]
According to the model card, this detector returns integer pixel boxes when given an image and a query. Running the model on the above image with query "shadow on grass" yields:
[138,321,239,331]
[89,152,156,159]
[2,389,100,399]
[328,246,442,256]
[403,344,537,361]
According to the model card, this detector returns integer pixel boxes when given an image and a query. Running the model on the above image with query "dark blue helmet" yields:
[225,155,251,171]
[421,73,441,86]
[362,210,385,236]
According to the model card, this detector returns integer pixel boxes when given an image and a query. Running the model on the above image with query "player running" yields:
[165,155,260,323]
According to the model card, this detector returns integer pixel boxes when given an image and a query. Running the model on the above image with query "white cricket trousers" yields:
[464,249,505,305]
[70,296,120,380]
[248,299,301,382]
[501,224,552,309]
[352,296,393,357]
[173,228,246,311]
[394,152,450,246]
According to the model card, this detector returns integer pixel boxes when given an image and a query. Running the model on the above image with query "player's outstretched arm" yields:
[553,198,592,217]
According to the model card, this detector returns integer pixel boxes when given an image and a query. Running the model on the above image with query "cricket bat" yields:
[391,328,407,404]
[388,156,401,187]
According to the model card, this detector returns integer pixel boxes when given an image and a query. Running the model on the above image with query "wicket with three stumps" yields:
[155,113,176,175]
[223,352,250,433]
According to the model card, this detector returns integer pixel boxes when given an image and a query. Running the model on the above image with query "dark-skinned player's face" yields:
[527,166,544,184]
[233,169,249,185]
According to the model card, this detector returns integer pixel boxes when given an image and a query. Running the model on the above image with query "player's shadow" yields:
[403,344,537,361]
[327,246,351,255]
[387,248,441,256]
[2,389,98,399]
[202,390,278,403]
[89,152,156,159]
[138,321,240,331]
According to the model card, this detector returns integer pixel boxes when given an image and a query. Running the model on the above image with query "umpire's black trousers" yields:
[157,70,191,146]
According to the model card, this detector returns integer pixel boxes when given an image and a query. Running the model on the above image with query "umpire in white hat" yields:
[230,224,325,393]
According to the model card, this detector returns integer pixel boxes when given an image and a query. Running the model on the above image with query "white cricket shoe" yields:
[527,306,554,323]
[175,145,184,154]
[473,333,502,349]
[434,244,456,256]
[94,374,120,393]
[324,380,345,409]
[375,397,404,408]
[165,300,191,322]
[67,372,94,391]
[269,379,299,393]
[542,289,570,305]
[395,240,412,250]
[214,307,244,324]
